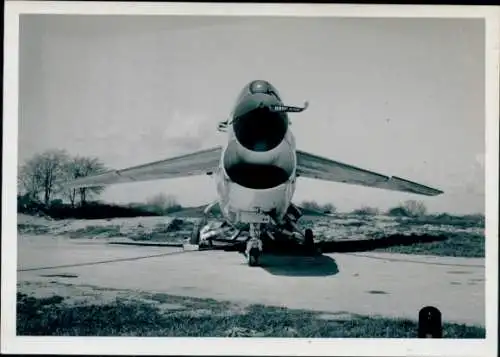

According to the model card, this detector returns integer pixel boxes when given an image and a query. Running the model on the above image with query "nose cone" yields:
[233,104,288,152]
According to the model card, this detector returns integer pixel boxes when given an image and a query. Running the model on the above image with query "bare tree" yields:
[62,158,80,207]
[62,156,106,206]
[18,163,43,201]
[65,185,78,208]
[18,149,69,206]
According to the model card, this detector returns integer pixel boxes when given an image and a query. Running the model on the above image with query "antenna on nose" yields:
[270,101,309,113]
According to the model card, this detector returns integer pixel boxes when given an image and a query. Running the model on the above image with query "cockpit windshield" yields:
[249,80,281,100]
[249,80,269,94]
[235,80,282,104]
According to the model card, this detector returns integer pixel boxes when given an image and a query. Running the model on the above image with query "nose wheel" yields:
[247,246,261,267]
[244,223,263,267]
[303,228,317,255]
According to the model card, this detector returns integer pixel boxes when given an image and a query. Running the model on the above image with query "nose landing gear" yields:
[244,223,264,267]
[246,242,262,267]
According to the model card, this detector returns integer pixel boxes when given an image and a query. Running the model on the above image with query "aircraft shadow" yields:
[216,233,445,277]
[316,233,447,253]
[220,242,339,277]
[257,253,339,277]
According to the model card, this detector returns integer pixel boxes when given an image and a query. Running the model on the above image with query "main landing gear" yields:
[243,224,317,266]
[187,208,318,266]
[189,201,221,248]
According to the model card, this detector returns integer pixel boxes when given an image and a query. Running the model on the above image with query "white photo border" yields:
[2,2,499,356]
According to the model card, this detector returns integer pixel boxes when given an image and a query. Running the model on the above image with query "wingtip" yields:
[391,176,444,197]
[424,188,444,196]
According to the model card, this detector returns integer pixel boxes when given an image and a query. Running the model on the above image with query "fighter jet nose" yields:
[233,106,288,152]
[249,80,271,94]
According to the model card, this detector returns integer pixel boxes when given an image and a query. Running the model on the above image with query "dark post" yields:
[418,306,442,338]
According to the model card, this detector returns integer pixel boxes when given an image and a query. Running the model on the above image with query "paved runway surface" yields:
[17,235,485,325]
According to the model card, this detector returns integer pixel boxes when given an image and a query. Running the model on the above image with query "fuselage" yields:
[214,80,298,226]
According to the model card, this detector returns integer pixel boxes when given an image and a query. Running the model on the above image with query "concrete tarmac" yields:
[17,235,485,326]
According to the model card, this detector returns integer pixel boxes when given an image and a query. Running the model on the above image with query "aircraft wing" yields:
[63,146,222,188]
[296,150,443,196]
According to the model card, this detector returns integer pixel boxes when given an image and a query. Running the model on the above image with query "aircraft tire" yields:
[247,247,261,267]
[304,228,315,253]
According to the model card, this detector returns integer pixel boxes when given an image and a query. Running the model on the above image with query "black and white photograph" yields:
[2,2,498,356]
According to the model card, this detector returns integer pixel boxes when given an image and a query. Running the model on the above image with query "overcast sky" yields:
[18,15,485,214]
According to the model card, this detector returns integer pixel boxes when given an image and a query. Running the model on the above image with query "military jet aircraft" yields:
[65,80,443,266]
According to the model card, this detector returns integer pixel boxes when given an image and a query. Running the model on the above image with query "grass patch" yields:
[371,232,484,258]
[17,223,51,235]
[338,221,366,227]
[68,225,125,238]
[16,292,484,338]
[128,219,194,242]
[397,214,485,229]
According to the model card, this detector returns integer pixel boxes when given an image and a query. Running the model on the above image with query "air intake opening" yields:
[233,108,287,152]
[225,163,290,190]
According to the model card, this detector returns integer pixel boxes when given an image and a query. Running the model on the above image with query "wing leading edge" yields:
[296,150,443,196]
[63,146,222,188]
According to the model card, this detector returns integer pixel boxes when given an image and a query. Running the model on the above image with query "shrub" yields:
[145,193,183,215]
[50,199,64,207]
[300,200,336,214]
[387,200,427,217]
[352,206,380,216]
[403,200,427,217]
[387,206,408,217]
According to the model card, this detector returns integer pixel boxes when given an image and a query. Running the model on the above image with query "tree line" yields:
[300,200,337,214]
[350,200,427,217]
[18,149,106,208]
[300,199,429,217]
